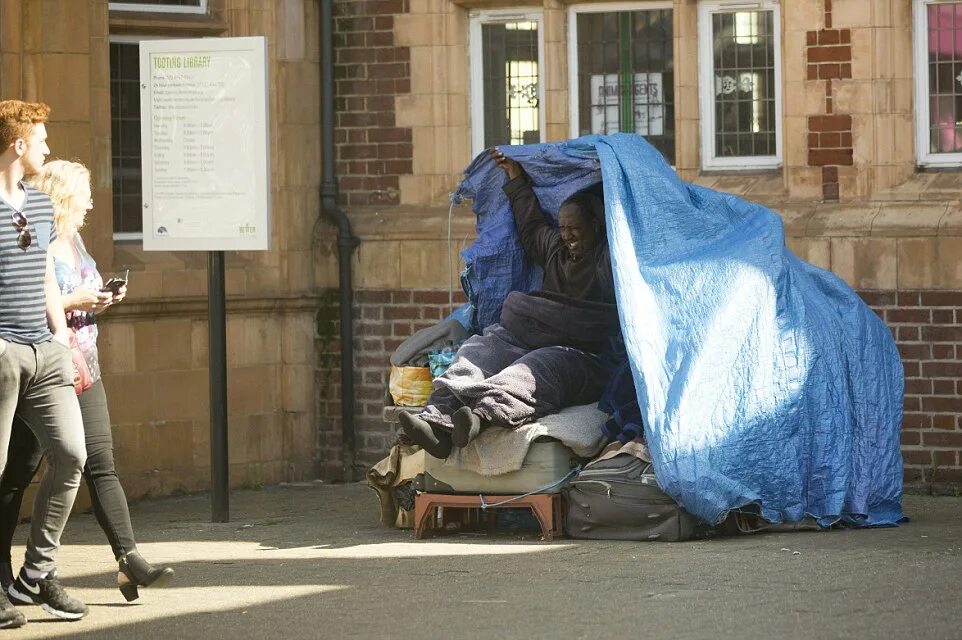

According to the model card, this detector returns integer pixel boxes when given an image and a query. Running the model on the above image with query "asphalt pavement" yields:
[5,482,960,639]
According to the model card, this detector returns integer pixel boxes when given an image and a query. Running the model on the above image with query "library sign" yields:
[139,37,270,251]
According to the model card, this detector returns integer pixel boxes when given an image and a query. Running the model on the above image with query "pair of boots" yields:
[399,407,485,459]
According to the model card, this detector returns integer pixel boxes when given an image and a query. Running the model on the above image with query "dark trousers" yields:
[0,379,136,562]
[419,324,608,430]
[0,338,86,572]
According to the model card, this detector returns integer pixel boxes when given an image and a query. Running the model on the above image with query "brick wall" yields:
[864,290,962,485]
[315,287,962,488]
[805,0,854,202]
[334,0,412,206]
[316,289,466,479]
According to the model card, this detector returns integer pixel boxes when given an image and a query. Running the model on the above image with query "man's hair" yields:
[561,191,605,231]
[0,100,51,149]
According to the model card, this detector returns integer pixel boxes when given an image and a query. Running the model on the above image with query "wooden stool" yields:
[413,492,563,541]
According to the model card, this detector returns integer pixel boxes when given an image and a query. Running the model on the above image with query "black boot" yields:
[0,562,20,624]
[398,412,452,459]
[451,407,485,448]
[0,588,24,629]
[0,562,13,594]
[118,551,175,602]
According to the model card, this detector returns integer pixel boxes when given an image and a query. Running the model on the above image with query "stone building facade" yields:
[1,0,960,507]
[1,0,323,508]
[324,0,962,490]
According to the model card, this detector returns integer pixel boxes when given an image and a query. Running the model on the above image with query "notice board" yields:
[139,37,270,251]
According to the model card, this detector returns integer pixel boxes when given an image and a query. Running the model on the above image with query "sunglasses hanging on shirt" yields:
[11,211,31,251]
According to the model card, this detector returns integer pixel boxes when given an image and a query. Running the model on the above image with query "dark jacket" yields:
[503,175,615,305]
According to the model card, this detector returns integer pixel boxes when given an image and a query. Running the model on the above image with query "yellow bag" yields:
[389,365,433,407]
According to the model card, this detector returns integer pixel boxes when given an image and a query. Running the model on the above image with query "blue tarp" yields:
[456,142,602,330]
[455,133,905,527]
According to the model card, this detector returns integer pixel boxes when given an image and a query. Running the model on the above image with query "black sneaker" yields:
[0,590,25,629]
[8,568,87,620]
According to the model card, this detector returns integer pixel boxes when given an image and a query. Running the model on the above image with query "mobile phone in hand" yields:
[100,268,129,295]
[101,278,125,295]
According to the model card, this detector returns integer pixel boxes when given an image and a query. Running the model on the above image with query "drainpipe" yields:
[320,0,360,481]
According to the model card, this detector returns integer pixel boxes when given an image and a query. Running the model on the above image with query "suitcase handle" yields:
[569,479,613,496]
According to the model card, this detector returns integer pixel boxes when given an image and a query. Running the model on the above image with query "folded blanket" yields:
[445,402,608,476]
[500,290,619,354]
[390,318,469,367]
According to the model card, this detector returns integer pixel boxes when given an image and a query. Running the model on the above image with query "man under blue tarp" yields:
[454,133,905,528]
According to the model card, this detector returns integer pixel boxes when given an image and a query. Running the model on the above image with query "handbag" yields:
[68,331,93,395]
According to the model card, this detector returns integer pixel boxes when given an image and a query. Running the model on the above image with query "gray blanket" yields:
[446,403,607,475]
[390,318,469,367]
[419,324,608,430]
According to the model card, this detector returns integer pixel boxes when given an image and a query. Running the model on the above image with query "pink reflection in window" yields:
[928,3,962,153]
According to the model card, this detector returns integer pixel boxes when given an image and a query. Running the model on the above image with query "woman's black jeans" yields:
[0,379,137,563]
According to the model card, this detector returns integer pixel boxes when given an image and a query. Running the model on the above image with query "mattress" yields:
[417,438,579,494]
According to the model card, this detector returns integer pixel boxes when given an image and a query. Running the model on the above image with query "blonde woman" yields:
[0,160,174,603]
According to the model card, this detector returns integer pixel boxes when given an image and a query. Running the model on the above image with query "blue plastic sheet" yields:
[455,143,602,330]
[455,133,905,527]
[428,349,457,378]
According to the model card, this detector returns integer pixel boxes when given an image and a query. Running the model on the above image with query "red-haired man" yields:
[0,99,88,625]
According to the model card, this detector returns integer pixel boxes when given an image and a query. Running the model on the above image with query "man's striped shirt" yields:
[0,183,56,344]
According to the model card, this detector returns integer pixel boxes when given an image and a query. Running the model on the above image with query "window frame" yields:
[566,1,674,143]
[697,0,783,171]
[109,34,167,241]
[109,0,208,15]
[468,8,546,157]
[913,0,962,167]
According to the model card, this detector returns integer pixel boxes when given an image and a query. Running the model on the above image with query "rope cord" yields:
[478,465,582,510]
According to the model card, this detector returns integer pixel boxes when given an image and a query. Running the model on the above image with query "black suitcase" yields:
[564,442,701,542]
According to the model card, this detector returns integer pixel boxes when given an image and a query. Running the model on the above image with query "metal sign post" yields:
[208,251,229,522]
[139,37,270,522]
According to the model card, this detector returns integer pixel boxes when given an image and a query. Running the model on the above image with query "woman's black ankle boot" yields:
[117,551,175,602]
[398,412,452,459]
[0,562,13,593]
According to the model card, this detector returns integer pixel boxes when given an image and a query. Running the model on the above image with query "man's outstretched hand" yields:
[488,148,523,180]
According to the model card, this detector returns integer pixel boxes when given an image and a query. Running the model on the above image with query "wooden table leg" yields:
[526,495,555,541]
[413,496,434,539]
[413,493,563,541]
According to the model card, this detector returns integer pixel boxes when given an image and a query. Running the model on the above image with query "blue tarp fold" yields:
[455,133,905,527]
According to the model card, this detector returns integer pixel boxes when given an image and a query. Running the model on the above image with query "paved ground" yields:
[4,483,960,639]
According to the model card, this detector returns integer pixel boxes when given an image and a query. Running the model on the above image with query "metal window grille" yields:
[576,9,674,164]
[110,41,144,234]
[711,10,777,158]
[925,2,962,154]
[481,21,541,148]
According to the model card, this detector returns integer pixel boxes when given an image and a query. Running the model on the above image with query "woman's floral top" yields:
[55,234,102,383]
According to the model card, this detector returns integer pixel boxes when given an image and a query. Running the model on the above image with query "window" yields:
[110,37,149,236]
[914,0,962,166]
[698,1,782,170]
[469,10,545,156]
[569,3,675,165]
[110,35,167,237]
[109,0,207,14]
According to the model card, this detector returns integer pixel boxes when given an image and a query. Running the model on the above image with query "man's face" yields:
[559,204,599,260]
[18,123,50,174]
